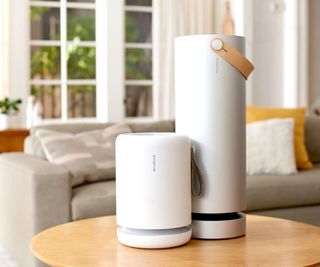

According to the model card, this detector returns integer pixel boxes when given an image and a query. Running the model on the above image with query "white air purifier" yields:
[116,133,192,248]
[175,34,254,239]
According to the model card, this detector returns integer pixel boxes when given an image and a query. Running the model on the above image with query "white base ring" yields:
[117,226,192,249]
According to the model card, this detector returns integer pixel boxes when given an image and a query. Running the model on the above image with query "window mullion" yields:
[66,2,95,10]
[29,1,60,8]
[60,0,67,121]
[125,43,152,49]
[125,80,153,86]
[124,6,152,13]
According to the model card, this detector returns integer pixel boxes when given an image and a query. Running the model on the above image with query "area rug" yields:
[0,246,19,267]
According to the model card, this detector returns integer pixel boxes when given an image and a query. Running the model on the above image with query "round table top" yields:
[30,215,320,267]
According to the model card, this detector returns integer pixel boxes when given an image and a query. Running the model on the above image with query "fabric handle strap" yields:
[191,146,204,198]
[210,38,254,80]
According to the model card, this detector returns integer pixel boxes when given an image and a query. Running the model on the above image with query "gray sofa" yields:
[246,116,320,224]
[0,117,320,267]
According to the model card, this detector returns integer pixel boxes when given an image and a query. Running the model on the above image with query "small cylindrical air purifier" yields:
[175,34,254,239]
[116,133,192,248]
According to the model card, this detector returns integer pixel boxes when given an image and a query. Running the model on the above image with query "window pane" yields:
[31,85,61,119]
[67,9,95,41]
[126,0,152,6]
[126,12,152,43]
[67,46,96,79]
[125,86,152,117]
[31,46,61,79]
[125,49,152,80]
[68,86,96,118]
[30,7,60,40]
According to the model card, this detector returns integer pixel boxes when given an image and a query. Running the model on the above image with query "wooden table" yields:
[0,129,29,152]
[30,215,320,267]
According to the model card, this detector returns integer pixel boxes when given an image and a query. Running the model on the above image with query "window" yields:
[124,0,153,118]
[29,0,96,120]
[19,0,153,124]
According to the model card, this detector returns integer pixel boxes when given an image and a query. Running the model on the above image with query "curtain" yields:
[154,0,217,120]
[0,0,10,99]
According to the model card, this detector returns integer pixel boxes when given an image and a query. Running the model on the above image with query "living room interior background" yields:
[0,0,319,127]
[1,0,320,266]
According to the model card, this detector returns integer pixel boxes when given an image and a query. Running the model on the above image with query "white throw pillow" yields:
[246,118,297,175]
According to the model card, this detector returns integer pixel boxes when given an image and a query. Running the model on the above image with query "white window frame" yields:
[123,1,154,121]
[8,0,125,126]
[99,0,124,122]
[29,0,97,122]
[8,0,157,126]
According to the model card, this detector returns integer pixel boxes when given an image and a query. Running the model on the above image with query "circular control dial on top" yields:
[211,38,224,51]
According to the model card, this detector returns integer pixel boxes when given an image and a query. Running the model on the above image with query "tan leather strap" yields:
[210,38,254,80]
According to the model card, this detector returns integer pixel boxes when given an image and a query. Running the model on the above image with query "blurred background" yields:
[0,0,319,126]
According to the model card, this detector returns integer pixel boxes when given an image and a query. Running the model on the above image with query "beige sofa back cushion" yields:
[305,116,320,163]
[26,121,175,158]
[35,124,132,186]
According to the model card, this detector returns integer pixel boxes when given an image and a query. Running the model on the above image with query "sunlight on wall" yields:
[0,0,10,99]
[229,0,244,36]
[283,0,298,108]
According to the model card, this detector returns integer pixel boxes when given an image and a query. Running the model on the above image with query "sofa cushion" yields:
[246,106,313,169]
[30,123,114,159]
[71,180,116,221]
[305,116,320,163]
[246,165,320,211]
[29,120,175,158]
[246,118,297,175]
[128,120,175,133]
[35,123,132,187]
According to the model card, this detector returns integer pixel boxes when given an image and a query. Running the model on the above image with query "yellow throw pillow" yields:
[246,106,313,170]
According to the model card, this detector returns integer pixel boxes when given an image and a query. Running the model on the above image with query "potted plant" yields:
[0,97,22,129]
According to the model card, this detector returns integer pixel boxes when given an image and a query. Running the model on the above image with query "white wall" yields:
[0,0,29,125]
[9,0,29,126]
[0,0,10,99]
[240,0,306,108]
[247,0,285,106]
[309,0,320,108]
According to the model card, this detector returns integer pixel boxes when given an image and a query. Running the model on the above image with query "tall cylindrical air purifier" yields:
[175,34,254,239]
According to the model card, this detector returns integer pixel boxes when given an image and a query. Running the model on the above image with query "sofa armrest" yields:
[0,153,71,267]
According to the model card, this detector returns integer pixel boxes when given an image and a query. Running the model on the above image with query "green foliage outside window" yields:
[31,47,61,79]
[67,44,96,79]
[126,14,139,42]
[126,49,152,80]
[30,7,151,97]
[125,14,152,80]
[68,14,95,41]
[30,6,50,21]
[30,8,96,98]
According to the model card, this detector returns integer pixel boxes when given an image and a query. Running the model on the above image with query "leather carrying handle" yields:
[210,38,254,80]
